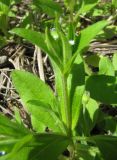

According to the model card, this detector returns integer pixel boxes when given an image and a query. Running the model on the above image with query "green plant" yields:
[0,1,117,160]
[0,0,21,47]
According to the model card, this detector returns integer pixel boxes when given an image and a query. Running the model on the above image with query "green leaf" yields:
[33,0,62,17]
[59,31,72,67]
[69,55,85,130]
[82,98,99,134]
[11,70,55,110]
[1,134,70,160]
[86,75,117,104]
[0,2,9,14]
[92,135,117,160]
[66,21,108,73]
[10,28,49,54]
[0,36,6,48]
[0,114,29,137]
[78,0,99,14]
[11,28,63,71]
[112,53,117,71]
[0,137,19,153]
[99,56,115,76]
[76,143,100,160]
[28,134,70,160]
[27,100,66,133]
[112,0,117,8]
[45,28,63,70]
[85,55,100,67]
[64,0,76,11]
[76,20,108,54]
[11,70,60,132]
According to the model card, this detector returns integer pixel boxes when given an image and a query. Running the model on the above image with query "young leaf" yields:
[45,28,63,70]
[59,31,72,67]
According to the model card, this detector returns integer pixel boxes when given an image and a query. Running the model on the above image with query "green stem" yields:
[62,75,71,136]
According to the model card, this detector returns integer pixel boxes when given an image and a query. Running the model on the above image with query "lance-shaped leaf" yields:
[11,70,60,132]
[45,28,63,70]
[59,31,72,67]
[66,20,108,74]
[10,28,63,71]
[91,135,117,160]
[10,28,48,53]
[76,20,108,54]
[0,114,29,137]
[78,0,98,14]
[33,0,62,17]
[0,134,70,160]
[69,55,85,130]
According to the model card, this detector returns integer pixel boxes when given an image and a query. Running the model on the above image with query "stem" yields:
[62,75,71,136]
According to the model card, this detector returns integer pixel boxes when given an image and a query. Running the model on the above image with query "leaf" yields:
[85,54,100,67]
[45,28,63,70]
[69,55,85,130]
[10,28,49,53]
[1,134,70,160]
[0,137,19,153]
[78,0,99,14]
[33,0,62,17]
[92,135,117,160]
[11,70,55,110]
[76,143,100,160]
[82,98,99,134]
[28,134,70,160]
[27,100,66,133]
[11,70,60,132]
[112,0,117,8]
[59,31,72,67]
[0,2,9,14]
[11,28,63,70]
[66,20,108,73]
[99,56,115,76]
[0,114,29,137]
[64,0,76,11]
[86,75,117,104]
[76,20,108,54]
[112,53,117,71]
[0,135,33,160]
